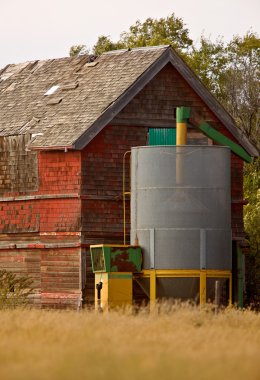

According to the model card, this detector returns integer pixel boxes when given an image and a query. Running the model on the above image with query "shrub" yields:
[0,270,34,309]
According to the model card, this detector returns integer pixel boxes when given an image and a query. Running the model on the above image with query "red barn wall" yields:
[0,147,82,308]
[81,125,147,246]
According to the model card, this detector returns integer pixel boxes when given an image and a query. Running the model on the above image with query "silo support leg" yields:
[150,270,156,303]
[200,270,206,305]
[229,275,232,307]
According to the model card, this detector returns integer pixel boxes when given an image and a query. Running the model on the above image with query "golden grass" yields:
[0,303,259,380]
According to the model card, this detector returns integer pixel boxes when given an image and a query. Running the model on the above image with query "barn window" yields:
[148,128,176,146]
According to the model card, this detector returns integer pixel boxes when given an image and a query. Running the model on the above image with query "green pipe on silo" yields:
[198,122,252,163]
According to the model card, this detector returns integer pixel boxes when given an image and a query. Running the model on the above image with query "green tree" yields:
[189,32,260,305]
[93,35,123,56]
[69,45,88,57]
[188,32,260,148]
[244,159,260,255]
[222,33,259,147]
[90,14,193,57]
[119,14,192,55]
[186,36,228,95]
[243,158,260,305]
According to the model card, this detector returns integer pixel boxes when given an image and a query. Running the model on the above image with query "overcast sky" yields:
[0,0,259,68]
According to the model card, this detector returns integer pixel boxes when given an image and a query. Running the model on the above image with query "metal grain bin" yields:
[130,146,231,271]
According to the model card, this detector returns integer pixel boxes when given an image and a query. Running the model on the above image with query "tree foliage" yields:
[91,14,193,57]
[92,35,123,56]
[119,14,192,54]
[188,32,259,304]
[69,45,88,57]
[221,33,259,147]
[244,159,260,256]
[186,36,228,95]
[243,158,260,305]
[188,32,260,148]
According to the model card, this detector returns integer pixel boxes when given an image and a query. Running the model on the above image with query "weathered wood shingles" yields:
[0,134,38,194]
[0,47,167,148]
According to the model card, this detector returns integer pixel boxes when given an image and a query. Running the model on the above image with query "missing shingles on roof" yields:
[85,61,99,68]
[44,85,60,96]
[19,117,40,133]
[31,133,43,139]
[46,97,63,105]
[73,55,98,73]
[61,82,79,90]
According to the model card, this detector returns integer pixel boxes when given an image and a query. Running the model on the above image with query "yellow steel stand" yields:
[150,270,156,303]
[135,269,232,306]
[200,270,207,305]
[229,275,232,306]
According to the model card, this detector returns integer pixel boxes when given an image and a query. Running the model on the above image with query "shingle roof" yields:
[0,45,258,156]
[0,46,168,148]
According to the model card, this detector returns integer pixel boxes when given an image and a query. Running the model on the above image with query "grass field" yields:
[0,303,259,380]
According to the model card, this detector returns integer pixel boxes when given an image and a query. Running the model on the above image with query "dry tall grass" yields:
[0,303,259,380]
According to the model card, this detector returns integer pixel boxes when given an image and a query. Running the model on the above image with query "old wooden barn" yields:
[0,45,258,308]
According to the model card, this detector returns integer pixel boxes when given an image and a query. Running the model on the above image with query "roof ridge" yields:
[102,45,171,55]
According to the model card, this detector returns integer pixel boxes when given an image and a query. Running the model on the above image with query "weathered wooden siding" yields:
[0,134,38,194]
[81,125,146,245]
[41,247,81,309]
[218,126,245,240]
[0,143,82,308]
[0,247,41,306]
[114,63,218,127]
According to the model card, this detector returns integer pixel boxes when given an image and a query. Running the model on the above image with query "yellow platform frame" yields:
[135,269,232,306]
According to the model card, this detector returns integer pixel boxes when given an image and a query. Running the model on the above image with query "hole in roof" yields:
[44,85,60,96]
[85,61,99,68]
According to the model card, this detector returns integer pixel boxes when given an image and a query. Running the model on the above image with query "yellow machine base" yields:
[95,272,133,310]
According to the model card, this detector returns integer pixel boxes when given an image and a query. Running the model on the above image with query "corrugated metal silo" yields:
[130,146,232,302]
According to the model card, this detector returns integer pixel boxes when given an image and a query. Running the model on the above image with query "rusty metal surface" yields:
[90,245,142,273]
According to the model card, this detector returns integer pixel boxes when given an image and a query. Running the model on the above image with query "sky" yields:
[0,0,259,68]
